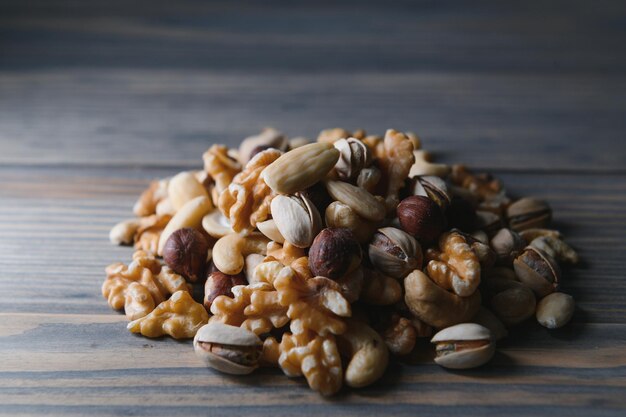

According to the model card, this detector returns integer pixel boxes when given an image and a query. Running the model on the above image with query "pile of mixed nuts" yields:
[104,128,579,395]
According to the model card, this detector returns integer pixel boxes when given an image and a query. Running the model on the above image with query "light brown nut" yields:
[278,331,343,396]
[124,282,156,321]
[410,175,451,210]
[536,292,575,329]
[338,320,389,388]
[325,180,386,222]
[425,231,481,297]
[519,228,562,242]
[203,144,242,194]
[238,128,288,165]
[449,165,505,202]
[133,179,169,217]
[109,219,140,245]
[409,150,450,178]
[157,196,213,256]
[383,316,417,356]
[335,267,364,303]
[212,233,269,275]
[155,198,175,216]
[471,307,508,341]
[378,129,415,210]
[529,235,579,264]
[333,138,371,180]
[288,137,310,150]
[404,270,481,328]
[488,281,537,326]
[431,323,495,369]
[360,270,403,306]
[270,193,322,248]
[256,219,285,243]
[317,127,351,144]
[266,241,307,269]
[507,197,552,231]
[244,254,266,284]
[368,227,422,279]
[202,209,235,238]
[490,228,525,264]
[513,247,560,297]
[127,290,209,339]
[193,322,263,375]
[356,166,382,193]
[261,142,339,195]
[218,148,282,232]
[325,201,379,244]
[168,171,210,211]
[134,214,172,254]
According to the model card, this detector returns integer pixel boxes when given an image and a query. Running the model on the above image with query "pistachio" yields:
[490,228,525,264]
[261,142,339,195]
[431,323,495,369]
[193,322,263,374]
[238,128,287,165]
[325,180,386,222]
[256,219,285,244]
[202,209,234,238]
[529,235,579,264]
[514,247,560,297]
[270,193,322,248]
[475,210,503,236]
[507,197,552,231]
[309,228,362,280]
[333,138,371,180]
[536,292,575,329]
[368,227,423,279]
[397,195,445,243]
[489,281,537,326]
[410,175,451,210]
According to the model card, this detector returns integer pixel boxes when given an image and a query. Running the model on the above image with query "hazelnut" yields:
[513,247,561,297]
[163,227,210,282]
[368,227,422,279]
[507,197,552,231]
[490,228,525,265]
[397,195,445,243]
[309,228,362,280]
[203,270,247,310]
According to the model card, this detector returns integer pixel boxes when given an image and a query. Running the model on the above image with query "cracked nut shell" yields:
[507,197,552,231]
[513,246,561,297]
[368,227,422,279]
[163,228,210,282]
[431,323,495,369]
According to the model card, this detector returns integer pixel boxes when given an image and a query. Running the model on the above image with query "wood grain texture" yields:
[1,0,626,416]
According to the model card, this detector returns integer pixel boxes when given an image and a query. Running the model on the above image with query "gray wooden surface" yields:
[1,1,625,416]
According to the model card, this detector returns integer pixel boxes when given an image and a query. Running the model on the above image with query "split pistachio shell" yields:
[193,322,262,375]
[431,323,495,369]
[536,292,575,329]
[256,219,285,244]
[333,138,371,180]
[513,246,560,297]
[368,227,422,279]
[202,209,235,238]
[270,193,322,248]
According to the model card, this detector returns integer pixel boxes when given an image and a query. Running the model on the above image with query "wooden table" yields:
[1,1,625,415]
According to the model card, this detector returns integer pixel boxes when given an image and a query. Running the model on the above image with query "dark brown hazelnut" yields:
[203,271,247,310]
[163,227,209,283]
[309,228,361,280]
[397,195,445,243]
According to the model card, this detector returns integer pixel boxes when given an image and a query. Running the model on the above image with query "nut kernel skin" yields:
[309,228,362,280]
[536,292,575,329]
[163,228,209,283]
[397,195,445,243]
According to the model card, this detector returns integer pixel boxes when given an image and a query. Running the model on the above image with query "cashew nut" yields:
[339,320,389,388]
[109,218,140,245]
[213,233,270,275]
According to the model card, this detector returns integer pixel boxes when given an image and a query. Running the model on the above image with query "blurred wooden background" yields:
[1,1,625,415]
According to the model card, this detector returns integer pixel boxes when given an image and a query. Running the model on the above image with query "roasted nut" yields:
[489,281,536,326]
[238,128,288,165]
[536,292,575,329]
[410,175,451,210]
[475,210,504,236]
[397,195,445,243]
[133,179,169,217]
[168,171,210,211]
[308,228,362,280]
[288,137,309,149]
[431,323,495,369]
[193,322,263,374]
[127,290,209,339]
[529,235,579,264]
[450,165,505,202]
[124,282,155,321]
[202,209,234,238]
[409,150,450,178]
[317,127,350,144]
[262,142,340,195]
[514,247,560,297]
[157,196,213,256]
[333,138,371,180]
[360,270,403,305]
[203,144,242,194]
[356,166,381,193]
[404,270,481,328]
[109,219,140,245]
[519,228,561,242]
[212,233,269,275]
[471,307,508,341]
[490,228,525,264]
[338,320,389,388]
[325,180,386,222]
[244,254,266,284]
[378,129,415,210]
[203,271,247,310]
[256,219,285,244]
[163,228,210,282]
[270,193,322,248]
[507,197,552,231]
[325,201,379,244]
[425,231,481,297]
[134,214,172,254]
[383,316,417,356]
[368,227,422,279]
[335,267,364,303]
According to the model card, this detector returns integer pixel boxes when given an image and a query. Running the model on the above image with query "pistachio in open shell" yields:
[368,227,422,279]
[431,323,495,369]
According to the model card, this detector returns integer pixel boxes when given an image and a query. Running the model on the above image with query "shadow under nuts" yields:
[431,323,495,369]
[309,228,362,280]
[163,227,209,282]
[193,322,262,374]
